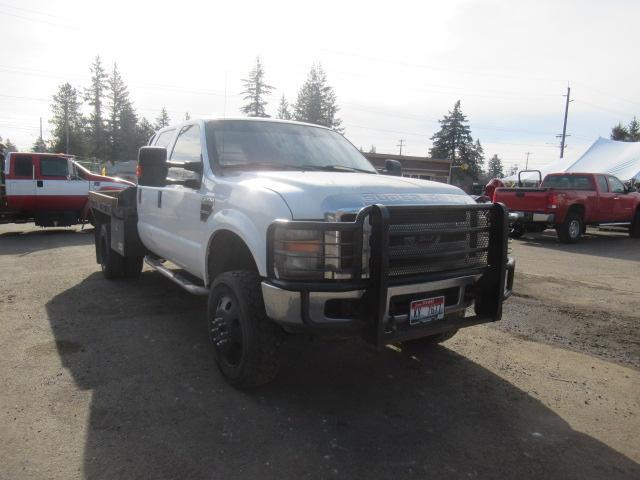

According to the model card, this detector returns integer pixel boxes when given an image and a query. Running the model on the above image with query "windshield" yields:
[205,120,377,173]
[541,175,595,190]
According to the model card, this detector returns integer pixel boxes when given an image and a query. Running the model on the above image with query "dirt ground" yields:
[0,223,638,479]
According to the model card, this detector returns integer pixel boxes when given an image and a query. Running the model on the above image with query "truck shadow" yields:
[45,272,639,479]
[0,226,94,256]
[514,229,640,262]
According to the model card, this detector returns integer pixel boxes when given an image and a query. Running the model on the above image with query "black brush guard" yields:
[266,203,513,347]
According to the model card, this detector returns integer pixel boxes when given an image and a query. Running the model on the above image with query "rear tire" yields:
[207,270,280,388]
[98,224,143,279]
[630,209,640,238]
[99,224,125,279]
[557,212,583,243]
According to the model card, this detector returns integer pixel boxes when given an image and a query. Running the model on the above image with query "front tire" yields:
[630,209,640,238]
[207,271,280,388]
[557,212,583,243]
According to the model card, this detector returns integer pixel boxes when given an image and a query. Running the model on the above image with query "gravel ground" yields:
[0,224,638,479]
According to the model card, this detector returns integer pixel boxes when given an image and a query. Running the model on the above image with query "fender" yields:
[202,209,270,284]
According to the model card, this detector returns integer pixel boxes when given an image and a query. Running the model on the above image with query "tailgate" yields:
[494,188,548,212]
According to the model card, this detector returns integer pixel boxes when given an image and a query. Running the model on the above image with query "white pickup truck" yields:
[89,118,515,388]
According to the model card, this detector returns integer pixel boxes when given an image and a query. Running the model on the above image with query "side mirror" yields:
[384,159,402,176]
[138,146,168,187]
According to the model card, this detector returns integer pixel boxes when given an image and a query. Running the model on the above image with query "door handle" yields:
[37,180,43,187]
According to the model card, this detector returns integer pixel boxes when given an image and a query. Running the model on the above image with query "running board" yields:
[144,256,209,296]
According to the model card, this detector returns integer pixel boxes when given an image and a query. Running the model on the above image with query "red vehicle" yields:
[493,172,640,243]
[0,152,132,227]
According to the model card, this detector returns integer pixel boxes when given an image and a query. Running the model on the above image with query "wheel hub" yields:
[209,294,243,367]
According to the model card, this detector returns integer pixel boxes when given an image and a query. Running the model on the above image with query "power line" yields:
[396,139,405,155]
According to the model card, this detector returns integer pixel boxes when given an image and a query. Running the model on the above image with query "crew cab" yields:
[0,152,131,226]
[89,118,515,388]
[494,172,640,243]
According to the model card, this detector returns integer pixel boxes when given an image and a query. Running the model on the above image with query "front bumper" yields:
[263,203,515,347]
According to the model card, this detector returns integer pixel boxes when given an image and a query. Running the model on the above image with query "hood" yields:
[231,171,474,219]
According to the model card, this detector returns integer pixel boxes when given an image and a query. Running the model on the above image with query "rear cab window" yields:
[12,154,34,178]
[597,175,609,192]
[541,175,595,190]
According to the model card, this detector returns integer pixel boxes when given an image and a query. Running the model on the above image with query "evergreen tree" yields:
[429,100,480,183]
[84,55,108,159]
[49,82,86,155]
[486,154,504,178]
[184,111,191,121]
[276,95,291,120]
[136,118,156,147]
[155,107,171,130]
[507,164,519,176]
[240,57,274,117]
[32,137,47,153]
[611,123,630,141]
[293,64,343,131]
[105,64,139,161]
[628,117,640,141]
[5,138,17,152]
[369,145,377,153]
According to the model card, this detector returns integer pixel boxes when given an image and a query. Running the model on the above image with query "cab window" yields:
[13,155,33,177]
[40,157,69,177]
[154,129,175,149]
[608,176,625,194]
[171,124,202,163]
[597,175,608,193]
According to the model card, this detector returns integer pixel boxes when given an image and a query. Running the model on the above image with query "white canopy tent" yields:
[503,137,640,183]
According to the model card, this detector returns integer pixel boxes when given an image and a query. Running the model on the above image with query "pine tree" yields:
[84,56,108,160]
[369,145,376,153]
[611,123,630,141]
[49,82,86,155]
[628,117,640,141]
[32,137,47,153]
[136,118,155,146]
[5,138,17,152]
[184,111,191,121]
[486,154,504,178]
[105,64,139,162]
[293,64,343,131]
[240,57,274,117]
[429,100,479,183]
[155,107,171,130]
[276,95,291,120]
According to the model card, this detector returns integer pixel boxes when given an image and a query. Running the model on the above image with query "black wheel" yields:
[401,311,462,350]
[98,224,124,279]
[207,271,280,388]
[123,256,144,278]
[630,209,640,238]
[557,212,583,243]
[509,225,524,239]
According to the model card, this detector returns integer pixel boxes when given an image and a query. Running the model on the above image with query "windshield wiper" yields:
[307,165,376,174]
[222,163,376,174]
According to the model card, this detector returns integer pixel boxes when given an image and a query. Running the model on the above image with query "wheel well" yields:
[206,230,258,286]
[567,204,585,219]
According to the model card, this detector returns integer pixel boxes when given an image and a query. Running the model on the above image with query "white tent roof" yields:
[565,137,640,181]
[503,137,640,183]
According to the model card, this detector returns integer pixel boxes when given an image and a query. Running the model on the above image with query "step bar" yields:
[144,256,209,296]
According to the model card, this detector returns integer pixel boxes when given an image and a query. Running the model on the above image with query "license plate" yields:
[409,296,445,325]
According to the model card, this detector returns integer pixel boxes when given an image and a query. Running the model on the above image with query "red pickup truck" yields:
[493,172,640,243]
[1,152,132,227]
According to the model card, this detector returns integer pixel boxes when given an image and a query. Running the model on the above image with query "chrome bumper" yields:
[261,261,515,329]
[511,211,555,223]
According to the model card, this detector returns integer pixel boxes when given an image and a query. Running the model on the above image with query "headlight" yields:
[271,225,358,281]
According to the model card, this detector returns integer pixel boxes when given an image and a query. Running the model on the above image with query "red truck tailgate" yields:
[493,188,549,212]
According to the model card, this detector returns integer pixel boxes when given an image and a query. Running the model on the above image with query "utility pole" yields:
[559,85,571,158]
[525,152,532,170]
[39,117,43,140]
[397,139,405,156]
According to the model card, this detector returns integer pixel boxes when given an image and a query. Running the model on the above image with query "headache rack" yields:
[267,202,510,346]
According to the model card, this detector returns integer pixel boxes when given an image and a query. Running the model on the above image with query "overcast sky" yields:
[1,0,639,171]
